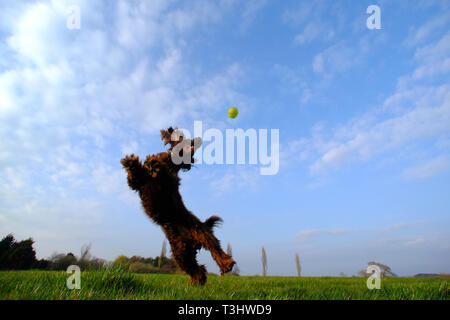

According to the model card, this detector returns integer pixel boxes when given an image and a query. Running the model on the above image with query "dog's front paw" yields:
[121,154,140,169]
[144,159,162,178]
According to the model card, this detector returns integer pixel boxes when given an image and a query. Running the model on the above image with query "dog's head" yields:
[160,127,202,172]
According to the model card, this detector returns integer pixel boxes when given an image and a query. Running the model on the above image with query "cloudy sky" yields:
[1,0,449,276]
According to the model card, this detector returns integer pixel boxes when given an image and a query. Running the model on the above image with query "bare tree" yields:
[80,243,92,262]
[158,239,167,269]
[78,243,92,269]
[295,253,301,277]
[261,246,267,276]
[225,243,240,276]
[227,243,232,257]
[76,244,105,270]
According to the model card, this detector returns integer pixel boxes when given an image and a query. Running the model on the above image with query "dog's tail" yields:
[204,215,222,231]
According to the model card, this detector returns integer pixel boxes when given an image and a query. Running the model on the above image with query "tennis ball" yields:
[228,107,239,119]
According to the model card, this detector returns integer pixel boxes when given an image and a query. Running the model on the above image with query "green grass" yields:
[0,270,448,300]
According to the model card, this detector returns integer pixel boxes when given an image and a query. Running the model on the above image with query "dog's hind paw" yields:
[220,259,236,275]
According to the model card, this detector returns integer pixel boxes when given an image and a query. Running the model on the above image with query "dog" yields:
[121,127,235,285]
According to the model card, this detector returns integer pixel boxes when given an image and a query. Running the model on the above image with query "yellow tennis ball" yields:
[228,107,239,119]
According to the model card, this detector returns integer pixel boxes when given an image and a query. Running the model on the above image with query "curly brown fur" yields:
[121,127,235,285]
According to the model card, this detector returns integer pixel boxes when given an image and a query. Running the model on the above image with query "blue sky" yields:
[0,0,449,276]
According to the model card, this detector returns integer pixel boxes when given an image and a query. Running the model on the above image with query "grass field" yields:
[0,269,448,300]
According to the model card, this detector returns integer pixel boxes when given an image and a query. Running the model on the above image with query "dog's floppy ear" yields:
[160,127,175,147]
[161,127,185,150]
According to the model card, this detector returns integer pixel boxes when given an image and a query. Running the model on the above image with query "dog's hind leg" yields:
[172,244,207,285]
[193,228,235,275]
[164,225,207,285]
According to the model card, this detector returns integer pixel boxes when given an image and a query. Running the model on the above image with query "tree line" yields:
[0,234,177,273]
[0,234,234,275]
[0,234,109,271]
[1,234,396,277]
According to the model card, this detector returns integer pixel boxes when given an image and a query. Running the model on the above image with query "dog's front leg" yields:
[120,154,148,191]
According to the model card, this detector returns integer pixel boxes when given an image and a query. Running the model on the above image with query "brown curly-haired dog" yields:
[121,127,235,285]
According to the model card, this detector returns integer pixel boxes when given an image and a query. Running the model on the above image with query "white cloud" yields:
[240,0,268,31]
[284,1,343,46]
[0,0,244,255]
[405,237,425,246]
[297,229,322,237]
[310,84,450,174]
[209,167,261,194]
[121,141,139,156]
[379,221,427,233]
[312,54,324,73]
[295,227,362,242]
[283,30,450,176]
[312,42,363,75]
[295,222,428,245]
[294,21,334,45]
[380,223,409,233]
[411,31,450,80]
[0,0,243,170]
[92,166,123,195]
[404,157,450,179]
[283,2,314,24]
[272,64,312,105]
[404,12,450,46]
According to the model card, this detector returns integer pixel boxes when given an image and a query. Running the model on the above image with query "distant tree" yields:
[224,243,239,276]
[295,253,301,277]
[74,244,105,270]
[0,235,38,270]
[114,255,130,268]
[78,244,91,270]
[227,243,232,257]
[0,234,15,254]
[369,261,397,277]
[261,247,267,276]
[9,238,37,270]
[124,254,178,273]
[87,257,107,270]
[129,261,157,273]
[49,252,77,270]
[129,255,157,266]
[339,272,346,277]
[358,261,398,277]
[357,269,367,277]
[129,261,176,274]
[80,244,92,261]
[34,259,50,270]
[128,256,178,274]
[0,234,16,269]
[158,240,167,268]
